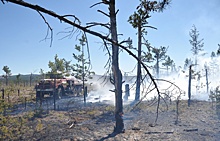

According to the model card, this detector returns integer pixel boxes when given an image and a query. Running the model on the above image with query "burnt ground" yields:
[4,96,220,141]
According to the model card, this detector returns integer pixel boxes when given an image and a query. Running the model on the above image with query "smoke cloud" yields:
[87,54,220,104]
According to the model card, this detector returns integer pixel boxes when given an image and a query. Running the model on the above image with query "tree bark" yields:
[124,84,129,101]
[82,43,86,105]
[205,68,209,93]
[109,0,124,133]
[156,53,159,78]
[135,24,142,101]
[188,65,192,107]
[5,75,8,86]
[30,73,32,87]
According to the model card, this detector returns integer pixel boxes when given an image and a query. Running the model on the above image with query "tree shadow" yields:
[97,130,124,141]
[97,132,117,141]
[92,110,125,140]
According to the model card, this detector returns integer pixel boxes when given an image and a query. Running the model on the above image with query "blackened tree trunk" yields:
[128,0,170,101]
[188,65,192,107]
[124,84,130,101]
[205,68,209,94]
[30,73,33,87]
[109,0,124,133]
[135,24,142,101]
[156,54,159,78]
[82,40,86,105]
[5,76,8,86]
[152,47,168,79]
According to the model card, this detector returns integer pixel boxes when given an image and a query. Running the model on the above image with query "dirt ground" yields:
[4,96,220,141]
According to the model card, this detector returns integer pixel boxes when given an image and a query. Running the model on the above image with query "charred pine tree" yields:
[128,0,170,101]
[204,65,209,94]
[2,66,11,86]
[88,0,124,133]
[152,46,168,78]
[1,88,4,99]
[109,0,124,133]
[30,73,33,87]
[128,1,151,101]
[16,73,21,86]
[188,65,192,107]
[135,24,142,101]
[162,56,174,76]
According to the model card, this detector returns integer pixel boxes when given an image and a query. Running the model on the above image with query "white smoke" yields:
[86,54,220,104]
[86,76,115,104]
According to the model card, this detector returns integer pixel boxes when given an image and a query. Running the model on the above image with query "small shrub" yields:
[209,86,220,119]
[36,119,44,132]
[34,107,46,118]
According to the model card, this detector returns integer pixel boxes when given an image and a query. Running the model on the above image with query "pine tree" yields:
[162,56,174,76]
[152,46,168,78]
[72,35,95,81]
[216,44,220,56]
[2,66,11,86]
[72,34,95,104]
[128,0,170,101]
[48,54,66,78]
[189,25,204,66]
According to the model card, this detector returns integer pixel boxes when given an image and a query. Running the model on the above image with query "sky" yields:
[0,0,220,76]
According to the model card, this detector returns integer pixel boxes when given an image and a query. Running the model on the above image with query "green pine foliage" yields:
[72,35,95,80]
[47,54,72,78]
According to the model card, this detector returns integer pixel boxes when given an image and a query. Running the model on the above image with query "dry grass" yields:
[1,86,220,141]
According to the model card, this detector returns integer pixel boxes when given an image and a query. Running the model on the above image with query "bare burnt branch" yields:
[143,25,157,30]
[57,14,81,40]
[86,22,110,29]
[155,79,183,94]
[158,92,169,110]
[154,78,184,124]
[89,1,109,8]
[119,40,130,45]
[102,39,115,86]
[90,2,102,8]
[97,10,110,17]
[160,91,172,105]
[103,58,111,74]
[108,75,115,88]
[57,27,81,40]
[147,96,158,107]
[115,9,119,15]
[37,10,53,47]
[94,39,112,87]
[61,14,81,24]
[102,0,110,4]
[100,73,111,87]
[129,76,184,124]
[155,95,161,123]
[130,82,155,111]
[103,40,112,59]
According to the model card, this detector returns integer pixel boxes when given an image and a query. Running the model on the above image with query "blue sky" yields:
[0,0,220,75]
